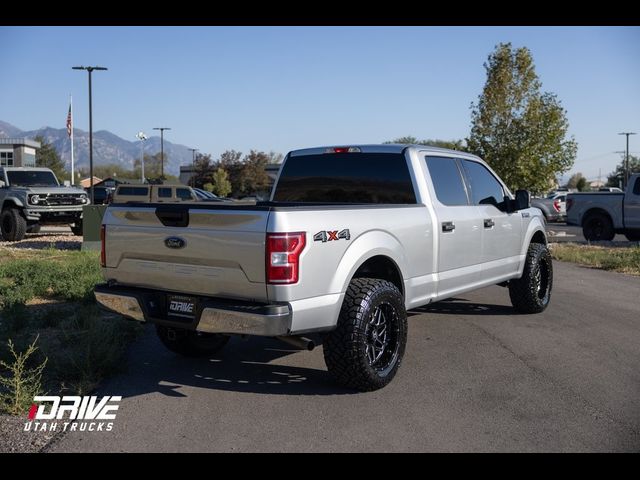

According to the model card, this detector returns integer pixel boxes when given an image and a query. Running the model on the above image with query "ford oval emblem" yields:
[165,237,186,249]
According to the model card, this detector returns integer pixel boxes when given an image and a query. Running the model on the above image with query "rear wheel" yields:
[0,208,27,241]
[156,325,229,357]
[509,243,553,314]
[582,212,614,241]
[323,278,407,391]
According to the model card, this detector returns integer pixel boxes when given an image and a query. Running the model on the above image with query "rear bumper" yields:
[94,283,292,336]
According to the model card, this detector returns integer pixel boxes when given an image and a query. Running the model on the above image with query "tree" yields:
[576,176,589,192]
[467,43,577,194]
[384,137,466,151]
[566,172,585,190]
[607,154,640,188]
[239,150,271,197]
[266,151,284,164]
[191,153,216,188]
[34,136,67,182]
[218,150,244,194]
[210,168,232,197]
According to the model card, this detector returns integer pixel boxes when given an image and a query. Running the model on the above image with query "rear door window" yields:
[425,156,469,206]
[158,187,172,198]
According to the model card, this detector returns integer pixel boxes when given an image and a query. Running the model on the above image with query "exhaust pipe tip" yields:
[276,335,315,351]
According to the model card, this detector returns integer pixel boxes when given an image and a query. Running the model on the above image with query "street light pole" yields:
[136,132,148,183]
[188,148,198,187]
[618,132,637,189]
[153,127,171,180]
[72,66,107,204]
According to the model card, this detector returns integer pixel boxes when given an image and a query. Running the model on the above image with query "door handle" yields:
[484,218,495,228]
[442,221,455,232]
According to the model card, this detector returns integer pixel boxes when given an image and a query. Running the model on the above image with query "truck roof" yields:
[0,167,54,172]
[289,144,482,160]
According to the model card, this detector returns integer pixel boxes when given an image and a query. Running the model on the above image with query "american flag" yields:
[66,104,72,137]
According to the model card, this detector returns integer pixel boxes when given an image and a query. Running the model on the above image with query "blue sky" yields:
[1,26,639,182]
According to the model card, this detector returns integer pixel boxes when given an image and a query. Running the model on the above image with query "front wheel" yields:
[323,278,407,391]
[156,325,229,357]
[509,243,553,314]
[0,208,27,241]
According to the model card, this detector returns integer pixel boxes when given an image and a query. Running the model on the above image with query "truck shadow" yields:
[99,329,357,398]
[408,297,516,317]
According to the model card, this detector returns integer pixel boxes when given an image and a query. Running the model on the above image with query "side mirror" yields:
[0,180,5,188]
[514,189,530,211]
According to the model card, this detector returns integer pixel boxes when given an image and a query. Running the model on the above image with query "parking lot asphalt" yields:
[49,261,640,452]
[546,222,628,243]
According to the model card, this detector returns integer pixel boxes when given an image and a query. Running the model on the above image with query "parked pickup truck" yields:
[566,173,640,241]
[0,167,89,240]
[95,145,551,391]
[531,193,567,223]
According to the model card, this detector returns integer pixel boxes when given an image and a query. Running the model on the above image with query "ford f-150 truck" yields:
[566,173,640,241]
[95,145,552,391]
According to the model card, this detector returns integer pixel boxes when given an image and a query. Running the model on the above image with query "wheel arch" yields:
[581,207,613,227]
[329,230,408,300]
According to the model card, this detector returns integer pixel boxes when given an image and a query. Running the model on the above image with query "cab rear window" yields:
[273,152,416,204]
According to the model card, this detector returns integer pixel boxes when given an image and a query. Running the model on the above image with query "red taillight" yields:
[266,232,306,284]
[553,199,561,212]
[100,225,106,267]
[566,198,573,212]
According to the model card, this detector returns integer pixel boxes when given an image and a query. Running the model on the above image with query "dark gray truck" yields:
[0,167,89,241]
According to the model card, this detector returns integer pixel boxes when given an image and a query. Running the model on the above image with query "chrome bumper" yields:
[94,284,291,337]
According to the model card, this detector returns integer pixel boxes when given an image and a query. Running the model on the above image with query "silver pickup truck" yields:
[566,173,640,241]
[95,145,551,391]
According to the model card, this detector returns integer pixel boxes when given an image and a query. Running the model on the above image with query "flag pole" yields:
[70,94,75,185]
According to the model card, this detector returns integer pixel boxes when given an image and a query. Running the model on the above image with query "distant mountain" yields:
[0,121,192,176]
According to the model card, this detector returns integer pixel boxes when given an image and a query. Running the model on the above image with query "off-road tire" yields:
[156,325,229,357]
[323,278,407,391]
[509,243,553,314]
[1,208,27,242]
[582,212,615,241]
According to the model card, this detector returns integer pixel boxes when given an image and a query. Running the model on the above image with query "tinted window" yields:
[118,186,148,196]
[634,178,640,195]
[462,160,505,208]
[7,170,58,187]
[158,187,172,198]
[425,156,468,206]
[176,188,193,200]
[273,152,416,204]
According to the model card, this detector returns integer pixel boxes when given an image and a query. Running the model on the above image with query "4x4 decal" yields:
[313,229,351,243]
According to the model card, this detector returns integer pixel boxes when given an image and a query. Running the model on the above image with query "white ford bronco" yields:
[95,145,551,391]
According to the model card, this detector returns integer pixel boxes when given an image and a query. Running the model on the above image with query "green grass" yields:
[0,248,142,412]
[0,249,102,308]
[550,243,640,276]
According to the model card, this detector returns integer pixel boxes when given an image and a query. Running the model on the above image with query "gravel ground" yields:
[0,415,62,453]
[0,228,81,251]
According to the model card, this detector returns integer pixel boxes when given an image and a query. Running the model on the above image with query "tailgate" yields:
[102,204,270,302]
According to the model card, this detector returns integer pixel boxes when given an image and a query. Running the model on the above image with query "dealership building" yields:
[0,138,40,167]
